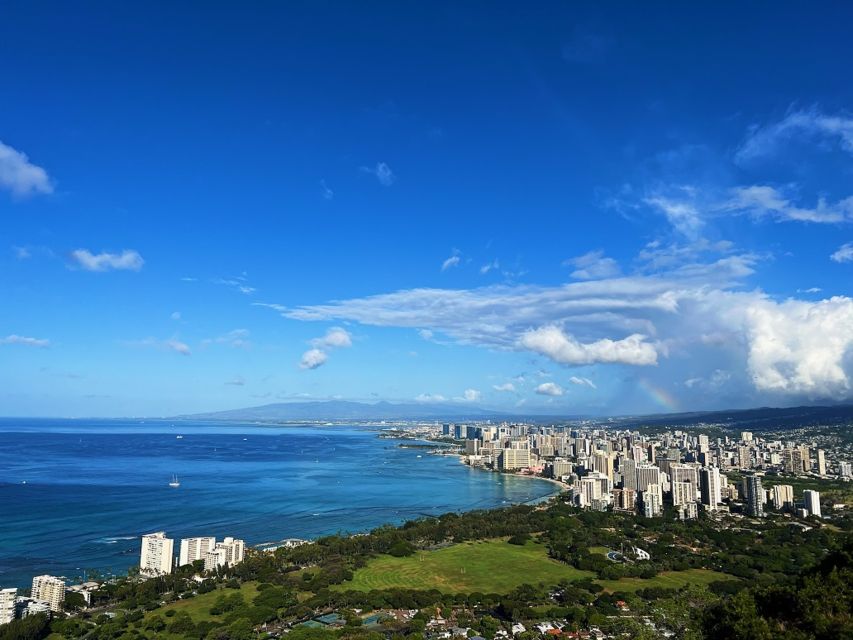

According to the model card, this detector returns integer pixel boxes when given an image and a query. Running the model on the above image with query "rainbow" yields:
[637,378,679,412]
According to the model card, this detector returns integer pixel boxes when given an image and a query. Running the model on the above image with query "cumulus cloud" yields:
[493,382,516,392]
[441,250,461,272]
[311,327,352,349]
[69,249,144,272]
[165,339,191,356]
[300,348,328,370]
[831,242,853,263]
[361,162,395,186]
[745,296,853,397]
[418,329,434,341]
[0,140,53,197]
[520,325,658,366]
[0,334,50,348]
[535,382,564,396]
[568,376,597,389]
[461,388,481,402]
[644,194,705,238]
[565,250,621,280]
[300,327,353,370]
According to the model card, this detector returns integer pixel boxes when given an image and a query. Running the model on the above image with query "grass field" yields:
[336,539,595,593]
[595,569,733,593]
[144,581,260,623]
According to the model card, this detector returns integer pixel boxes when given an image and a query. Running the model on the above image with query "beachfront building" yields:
[497,447,530,471]
[31,575,64,613]
[140,531,174,576]
[179,536,216,567]
[0,588,16,624]
[203,537,246,572]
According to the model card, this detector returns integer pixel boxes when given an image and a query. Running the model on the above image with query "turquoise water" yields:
[0,419,556,587]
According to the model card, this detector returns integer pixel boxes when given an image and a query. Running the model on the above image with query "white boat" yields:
[168,475,181,488]
[176,435,183,439]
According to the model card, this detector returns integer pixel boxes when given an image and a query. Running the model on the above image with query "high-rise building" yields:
[700,466,722,511]
[203,537,246,572]
[815,449,827,476]
[498,447,531,471]
[179,536,216,567]
[641,484,663,517]
[803,490,822,518]
[741,431,753,443]
[672,480,696,506]
[743,474,764,517]
[841,461,852,478]
[31,575,65,613]
[0,587,16,624]
[771,484,794,510]
[140,532,174,576]
[636,463,661,493]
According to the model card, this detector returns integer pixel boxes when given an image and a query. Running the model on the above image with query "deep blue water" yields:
[0,419,556,587]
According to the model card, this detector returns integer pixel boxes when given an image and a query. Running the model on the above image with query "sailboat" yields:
[168,474,181,488]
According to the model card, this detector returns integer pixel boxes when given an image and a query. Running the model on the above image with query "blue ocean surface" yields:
[0,419,557,587]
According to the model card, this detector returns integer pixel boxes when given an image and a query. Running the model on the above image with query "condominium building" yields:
[672,480,697,506]
[0,587,16,624]
[498,447,530,471]
[804,490,822,518]
[641,484,663,517]
[31,575,65,613]
[179,536,216,567]
[140,531,174,576]
[815,449,827,476]
[203,537,246,572]
[636,463,661,493]
[841,461,852,478]
[771,484,794,510]
[743,474,764,518]
[699,466,722,511]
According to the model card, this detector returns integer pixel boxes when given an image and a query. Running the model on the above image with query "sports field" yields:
[596,568,733,592]
[336,539,595,593]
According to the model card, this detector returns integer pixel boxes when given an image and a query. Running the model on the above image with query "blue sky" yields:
[3,2,853,417]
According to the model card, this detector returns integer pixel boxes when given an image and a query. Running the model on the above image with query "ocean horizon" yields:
[0,418,558,588]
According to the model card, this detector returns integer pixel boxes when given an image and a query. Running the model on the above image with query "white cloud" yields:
[361,162,395,186]
[311,327,352,349]
[564,250,621,280]
[69,249,144,272]
[0,334,49,348]
[644,194,705,237]
[418,329,434,341]
[300,348,328,370]
[300,327,352,370]
[722,185,853,224]
[165,339,191,356]
[13,246,31,259]
[797,287,822,294]
[520,325,658,366]
[170,311,181,321]
[213,277,256,295]
[831,242,853,263]
[320,179,334,200]
[415,393,447,403]
[535,382,564,396]
[493,382,516,392]
[225,376,246,386]
[736,108,853,162]
[441,251,461,271]
[462,388,481,402]
[568,376,597,389]
[745,297,853,397]
[0,140,53,197]
[480,259,500,274]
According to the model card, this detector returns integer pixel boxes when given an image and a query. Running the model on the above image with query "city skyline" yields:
[4,3,853,417]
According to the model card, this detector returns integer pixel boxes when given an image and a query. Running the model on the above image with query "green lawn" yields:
[336,539,595,593]
[595,569,734,593]
[144,581,260,623]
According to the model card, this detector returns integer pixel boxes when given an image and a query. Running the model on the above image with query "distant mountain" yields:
[181,400,513,422]
[609,404,853,430]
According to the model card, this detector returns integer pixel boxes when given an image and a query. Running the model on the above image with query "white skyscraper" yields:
[771,484,794,510]
[0,587,17,624]
[203,537,246,572]
[31,575,65,613]
[804,490,822,518]
[179,536,216,567]
[140,532,174,576]
[815,449,827,476]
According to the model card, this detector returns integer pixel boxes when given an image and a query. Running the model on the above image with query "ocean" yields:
[0,419,557,587]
